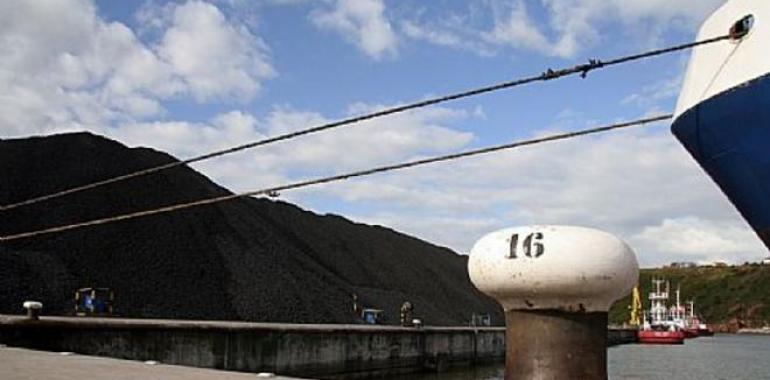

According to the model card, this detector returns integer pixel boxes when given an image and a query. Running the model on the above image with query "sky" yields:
[2,0,764,267]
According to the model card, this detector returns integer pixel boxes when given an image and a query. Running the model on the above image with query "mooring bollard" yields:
[23,301,43,321]
[469,225,638,380]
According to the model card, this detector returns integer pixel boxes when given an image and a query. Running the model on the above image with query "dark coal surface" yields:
[0,132,502,325]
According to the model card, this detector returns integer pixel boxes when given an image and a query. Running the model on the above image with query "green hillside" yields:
[609,265,770,327]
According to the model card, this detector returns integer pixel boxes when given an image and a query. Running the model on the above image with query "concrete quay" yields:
[0,315,505,379]
[0,315,635,379]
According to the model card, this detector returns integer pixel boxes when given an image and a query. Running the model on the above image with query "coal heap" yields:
[0,133,502,325]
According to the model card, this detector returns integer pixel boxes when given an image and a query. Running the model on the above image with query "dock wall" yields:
[0,316,635,379]
[607,326,638,346]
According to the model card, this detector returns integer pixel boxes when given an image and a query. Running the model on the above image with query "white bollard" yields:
[469,225,638,380]
[22,301,43,321]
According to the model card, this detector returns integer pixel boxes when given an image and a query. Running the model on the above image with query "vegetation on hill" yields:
[609,265,770,327]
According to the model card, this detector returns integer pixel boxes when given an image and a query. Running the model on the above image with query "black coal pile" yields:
[0,133,502,325]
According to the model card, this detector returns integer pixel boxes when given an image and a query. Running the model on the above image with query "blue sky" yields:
[92,0,685,139]
[4,0,765,266]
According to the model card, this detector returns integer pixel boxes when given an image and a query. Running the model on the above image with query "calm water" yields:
[396,334,770,380]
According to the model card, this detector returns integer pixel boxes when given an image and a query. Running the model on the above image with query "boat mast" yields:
[649,277,669,324]
[689,300,695,320]
[676,284,681,321]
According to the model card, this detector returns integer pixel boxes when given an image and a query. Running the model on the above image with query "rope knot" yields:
[542,68,557,79]
[580,59,604,78]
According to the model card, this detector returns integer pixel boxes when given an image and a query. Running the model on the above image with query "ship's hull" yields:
[698,327,715,336]
[672,0,770,251]
[637,330,686,345]
[672,73,770,250]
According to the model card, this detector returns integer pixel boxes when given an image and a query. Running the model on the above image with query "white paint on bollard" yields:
[468,225,638,312]
[22,301,42,310]
[22,301,43,321]
[469,225,639,379]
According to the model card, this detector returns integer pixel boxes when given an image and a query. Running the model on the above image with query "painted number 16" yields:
[507,232,545,259]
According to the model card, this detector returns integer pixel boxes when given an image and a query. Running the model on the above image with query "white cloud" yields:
[311,0,398,60]
[537,0,725,57]
[485,0,556,56]
[104,110,280,195]
[261,104,474,171]
[295,120,764,267]
[0,0,178,134]
[157,1,275,102]
[630,217,765,265]
[402,0,727,58]
[402,21,463,49]
[348,212,502,255]
[401,16,498,57]
[111,110,264,158]
[623,74,684,108]
[0,0,274,138]
[102,103,476,196]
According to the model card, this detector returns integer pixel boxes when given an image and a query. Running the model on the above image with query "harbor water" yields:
[395,334,770,380]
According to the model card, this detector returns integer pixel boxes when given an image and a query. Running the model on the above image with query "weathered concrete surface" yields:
[0,316,504,379]
[0,315,635,379]
[0,346,306,380]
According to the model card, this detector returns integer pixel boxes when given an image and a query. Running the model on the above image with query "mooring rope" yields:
[0,114,671,242]
[0,35,730,212]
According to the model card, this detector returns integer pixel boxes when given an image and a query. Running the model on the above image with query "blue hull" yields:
[672,74,770,250]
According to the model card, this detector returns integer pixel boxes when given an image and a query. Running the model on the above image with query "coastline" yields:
[737,328,770,335]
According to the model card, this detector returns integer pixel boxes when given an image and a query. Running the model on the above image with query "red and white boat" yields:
[683,300,716,338]
[698,324,715,337]
[670,287,705,339]
[637,278,685,345]
[638,329,686,344]
[693,316,715,337]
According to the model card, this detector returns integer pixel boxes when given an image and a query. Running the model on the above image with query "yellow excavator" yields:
[629,285,643,326]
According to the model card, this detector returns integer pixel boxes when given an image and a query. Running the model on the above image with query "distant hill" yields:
[0,132,502,326]
[609,266,770,328]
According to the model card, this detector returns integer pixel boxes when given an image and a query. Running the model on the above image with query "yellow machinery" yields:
[629,285,642,326]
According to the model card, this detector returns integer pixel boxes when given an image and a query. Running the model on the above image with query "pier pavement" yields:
[0,345,306,380]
